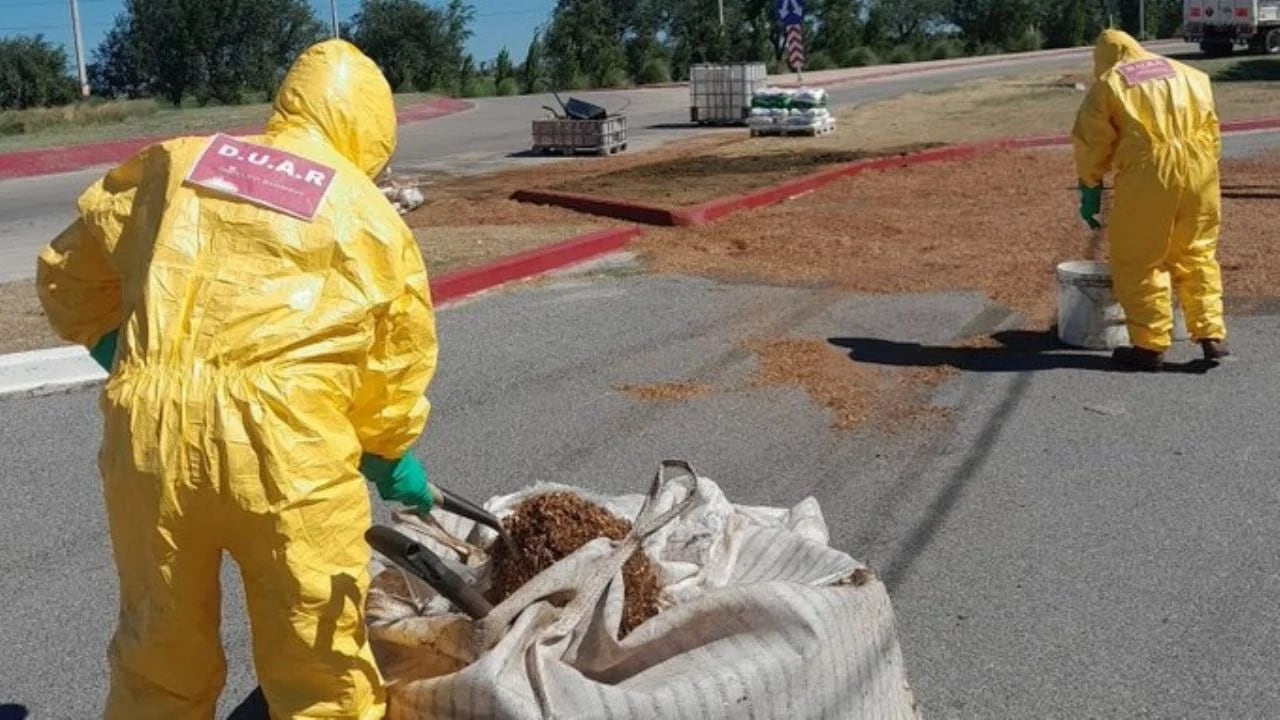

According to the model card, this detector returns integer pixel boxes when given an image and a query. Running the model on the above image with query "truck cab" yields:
[1184,0,1280,55]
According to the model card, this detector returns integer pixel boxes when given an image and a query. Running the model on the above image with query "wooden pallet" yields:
[749,120,836,137]
[533,141,629,157]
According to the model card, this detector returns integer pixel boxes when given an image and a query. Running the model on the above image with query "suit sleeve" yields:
[1072,81,1120,188]
[348,224,439,460]
[36,219,123,349]
[35,149,156,348]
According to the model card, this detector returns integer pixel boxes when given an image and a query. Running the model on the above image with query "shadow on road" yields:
[828,330,1214,375]
[1222,183,1280,201]
[226,688,269,720]
[0,705,29,720]
[644,123,738,131]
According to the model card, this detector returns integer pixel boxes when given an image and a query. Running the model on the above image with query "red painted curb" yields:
[514,117,1280,228]
[511,189,678,226]
[0,97,473,181]
[430,226,643,305]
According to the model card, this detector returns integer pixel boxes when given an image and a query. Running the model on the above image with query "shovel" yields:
[431,483,519,556]
[365,525,493,620]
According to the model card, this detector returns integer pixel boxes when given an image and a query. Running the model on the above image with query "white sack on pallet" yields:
[366,460,921,720]
[792,87,829,109]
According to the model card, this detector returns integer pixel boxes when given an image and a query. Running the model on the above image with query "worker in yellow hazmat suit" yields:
[36,40,438,719]
[1073,29,1229,371]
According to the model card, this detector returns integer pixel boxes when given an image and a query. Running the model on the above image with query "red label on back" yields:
[1115,59,1177,88]
[186,134,335,221]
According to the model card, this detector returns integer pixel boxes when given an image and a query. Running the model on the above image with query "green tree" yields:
[90,14,149,98]
[0,35,78,110]
[98,0,323,106]
[1039,0,1104,48]
[521,32,549,93]
[949,0,1040,50]
[1111,0,1180,38]
[494,47,514,86]
[812,0,862,66]
[545,0,626,89]
[457,53,476,95]
[349,0,474,93]
[867,0,947,46]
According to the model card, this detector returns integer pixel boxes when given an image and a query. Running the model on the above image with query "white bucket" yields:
[1055,260,1188,350]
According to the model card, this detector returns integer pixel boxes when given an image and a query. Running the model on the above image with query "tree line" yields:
[0,0,1184,111]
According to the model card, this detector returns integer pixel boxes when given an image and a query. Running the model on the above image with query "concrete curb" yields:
[0,224,644,399]
[0,346,106,397]
[513,118,1280,227]
[0,98,474,181]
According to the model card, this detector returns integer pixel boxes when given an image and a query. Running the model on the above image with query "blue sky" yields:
[0,0,553,70]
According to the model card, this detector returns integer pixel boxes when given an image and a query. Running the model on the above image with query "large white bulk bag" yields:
[366,461,920,719]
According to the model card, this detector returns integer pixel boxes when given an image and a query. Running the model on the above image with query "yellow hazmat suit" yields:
[36,40,436,719]
[1072,29,1227,352]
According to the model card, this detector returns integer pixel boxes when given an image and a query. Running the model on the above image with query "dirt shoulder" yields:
[635,149,1280,323]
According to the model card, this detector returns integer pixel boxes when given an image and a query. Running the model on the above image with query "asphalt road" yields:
[0,43,1199,283]
[3,261,1279,717]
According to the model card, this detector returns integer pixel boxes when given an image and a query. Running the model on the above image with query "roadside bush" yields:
[637,57,672,85]
[929,39,965,61]
[598,66,629,89]
[461,77,497,98]
[1005,28,1044,53]
[0,36,79,110]
[846,46,880,67]
[888,45,916,64]
[497,77,520,96]
[805,50,835,71]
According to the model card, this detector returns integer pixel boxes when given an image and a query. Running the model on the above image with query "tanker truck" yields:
[1184,0,1280,56]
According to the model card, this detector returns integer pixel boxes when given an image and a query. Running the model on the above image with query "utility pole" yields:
[1139,0,1146,40]
[718,0,724,26]
[68,0,89,97]
[330,0,340,38]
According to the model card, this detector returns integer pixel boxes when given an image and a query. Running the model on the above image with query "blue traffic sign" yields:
[775,0,805,26]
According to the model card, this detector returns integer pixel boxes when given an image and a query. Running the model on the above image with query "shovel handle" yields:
[434,483,521,557]
[365,526,492,620]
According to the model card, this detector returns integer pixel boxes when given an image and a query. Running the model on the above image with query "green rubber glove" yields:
[1079,184,1103,230]
[89,329,120,372]
[359,453,438,512]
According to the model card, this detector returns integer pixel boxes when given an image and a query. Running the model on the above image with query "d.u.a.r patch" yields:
[186,134,336,221]
[1115,58,1177,88]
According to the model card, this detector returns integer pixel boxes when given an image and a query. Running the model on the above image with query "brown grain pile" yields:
[616,382,712,403]
[487,492,660,636]
[751,339,955,433]
[636,149,1280,326]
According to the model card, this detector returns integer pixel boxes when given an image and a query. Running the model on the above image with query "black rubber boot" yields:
[1200,339,1231,362]
[1111,345,1165,372]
